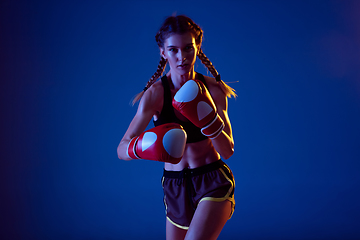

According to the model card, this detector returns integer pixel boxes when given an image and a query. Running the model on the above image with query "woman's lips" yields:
[177,64,189,69]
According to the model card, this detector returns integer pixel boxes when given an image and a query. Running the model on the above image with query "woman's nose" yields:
[178,52,186,62]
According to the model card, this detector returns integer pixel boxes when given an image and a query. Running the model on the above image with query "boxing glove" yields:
[172,80,224,139]
[126,123,187,164]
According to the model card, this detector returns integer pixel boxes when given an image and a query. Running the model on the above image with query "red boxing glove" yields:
[126,123,187,164]
[172,80,224,139]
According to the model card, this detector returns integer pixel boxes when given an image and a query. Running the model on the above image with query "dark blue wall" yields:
[1,0,359,239]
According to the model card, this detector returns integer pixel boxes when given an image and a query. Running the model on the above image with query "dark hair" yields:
[132,15,236,105]
[155,15,203,48]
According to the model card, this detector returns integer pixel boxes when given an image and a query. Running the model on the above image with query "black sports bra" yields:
[153,73,209,143]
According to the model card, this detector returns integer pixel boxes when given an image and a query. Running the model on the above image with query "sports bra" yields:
[153,73,209,143]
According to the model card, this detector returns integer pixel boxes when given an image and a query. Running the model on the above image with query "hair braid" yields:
[197,48,218,77]
[131,57,167,105]
[197,48,237,98]
[146,57,167,90]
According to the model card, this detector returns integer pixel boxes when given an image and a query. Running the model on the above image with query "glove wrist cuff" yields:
[201,114,225,139]
[126,136,140,159]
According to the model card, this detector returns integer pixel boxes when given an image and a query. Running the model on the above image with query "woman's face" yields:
[160,32,198,76]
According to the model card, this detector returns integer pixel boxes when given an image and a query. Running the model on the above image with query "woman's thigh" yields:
[185,200,232,240]
[166,218,187,240]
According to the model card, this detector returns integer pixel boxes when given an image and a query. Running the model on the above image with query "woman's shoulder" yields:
[202,75,216,86]
[139,79,164,112]
[201,74,227,109]
[202,75,225,96]
[142,80,163,99]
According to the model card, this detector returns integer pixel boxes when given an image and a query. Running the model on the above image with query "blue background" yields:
[1,0,360,239]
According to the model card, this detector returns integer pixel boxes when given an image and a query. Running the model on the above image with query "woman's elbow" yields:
[117,146,123,160]
[117,144,131,160]
[222,147,234,160]
[223,140,235,159]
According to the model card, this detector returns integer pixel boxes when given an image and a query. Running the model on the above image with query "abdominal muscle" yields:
[164,138,220,171]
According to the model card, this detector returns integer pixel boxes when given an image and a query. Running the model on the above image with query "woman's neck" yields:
[168,69,196,90]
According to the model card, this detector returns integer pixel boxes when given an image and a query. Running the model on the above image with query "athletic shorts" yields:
[161,160,235,230]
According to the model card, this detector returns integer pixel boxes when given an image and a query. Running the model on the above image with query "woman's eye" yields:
[185,46,194,51]
[169,48,177,52]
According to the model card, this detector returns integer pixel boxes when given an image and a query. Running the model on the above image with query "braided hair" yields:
[132,15,236,105]
[197,48,237,99]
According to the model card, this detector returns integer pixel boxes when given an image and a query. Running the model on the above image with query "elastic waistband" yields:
[163,160,225,178]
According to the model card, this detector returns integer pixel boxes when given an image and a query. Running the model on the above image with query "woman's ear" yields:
[159,48,166,59]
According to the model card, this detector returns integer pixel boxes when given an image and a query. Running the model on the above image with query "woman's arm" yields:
[207,79,234,159]
[117,84,163,160]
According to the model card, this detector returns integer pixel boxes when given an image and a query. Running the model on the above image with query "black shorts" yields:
[161,160,235,230]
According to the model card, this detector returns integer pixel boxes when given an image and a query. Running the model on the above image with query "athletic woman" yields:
[117,15,236,240]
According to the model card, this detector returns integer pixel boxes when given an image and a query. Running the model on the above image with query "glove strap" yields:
[126,136,140,159]
[201,114,225,139]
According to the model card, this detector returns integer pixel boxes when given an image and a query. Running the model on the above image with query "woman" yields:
[117,15,236,240]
